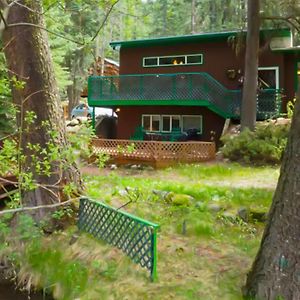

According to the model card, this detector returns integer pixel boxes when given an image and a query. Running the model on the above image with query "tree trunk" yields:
[2,0,82,222]
[67,83,81,118]
[241,0,260,131]
[244,85,300,298]
[191,0,196,34]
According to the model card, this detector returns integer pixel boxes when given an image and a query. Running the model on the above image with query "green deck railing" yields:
[78,197,159,281]
[88,72,282,119]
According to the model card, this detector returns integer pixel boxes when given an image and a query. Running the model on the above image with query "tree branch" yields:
[91,0,120,42]
[12,0,38,14]
[6,22,85,45]
[0,8,7,28]
[262,15,300,32]
[0,0,9,36]
[0,197,81,216]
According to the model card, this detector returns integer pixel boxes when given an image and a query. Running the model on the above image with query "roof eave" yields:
[109,28,291,50]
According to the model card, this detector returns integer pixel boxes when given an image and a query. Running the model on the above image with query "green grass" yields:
[85,165,275,210]
[78,163,277,299]
[1,163,279,299]
[173,163,279,181]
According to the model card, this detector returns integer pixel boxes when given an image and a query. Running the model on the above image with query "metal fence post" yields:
[151,226,158,282]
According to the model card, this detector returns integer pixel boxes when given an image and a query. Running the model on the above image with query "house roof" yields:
[272,46,300,54]
[104,58,119,67]
[110,28,291,49]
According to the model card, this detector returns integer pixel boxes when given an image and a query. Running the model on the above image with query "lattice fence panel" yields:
[92,139,216,165]
[78,198,159,280]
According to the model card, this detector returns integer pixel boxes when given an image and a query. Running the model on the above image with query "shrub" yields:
[220,122,290,165]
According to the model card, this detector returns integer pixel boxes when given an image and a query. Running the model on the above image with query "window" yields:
[142,115,151,131]
[142,115,160,132]
[143,54,203,67]
[258,67,279,89]
[142,114,202,133]
[152,115,160,131]
[162,115,181,132]
[187,54,202,64]
[144,57,158,67]
[159,56,185,66]
[182,115,202,134]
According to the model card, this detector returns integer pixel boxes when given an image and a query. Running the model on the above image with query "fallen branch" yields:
[0,196,81,216]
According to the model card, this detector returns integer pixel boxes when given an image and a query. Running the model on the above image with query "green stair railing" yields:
[88,72,282,119]
[78,197,159,281]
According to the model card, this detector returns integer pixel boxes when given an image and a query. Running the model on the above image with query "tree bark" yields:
[244,84,300,298]
[2,0,82,222]
[241,0,260,131]
[191,0,196,34]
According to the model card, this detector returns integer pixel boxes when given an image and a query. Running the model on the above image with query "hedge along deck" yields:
[78,197,159,281]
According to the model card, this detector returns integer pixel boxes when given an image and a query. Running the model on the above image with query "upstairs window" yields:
[160,56,185,66]
[144,57,158,67]
[143,54,203,67]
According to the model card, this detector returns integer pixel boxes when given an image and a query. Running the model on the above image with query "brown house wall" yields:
[116,106,225,143]
[284,53,299,103]
[119,42,298,109]
[120,42,285,89]
[113,39,298,144]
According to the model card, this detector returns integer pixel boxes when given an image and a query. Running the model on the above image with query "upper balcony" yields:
[88,72,282,120]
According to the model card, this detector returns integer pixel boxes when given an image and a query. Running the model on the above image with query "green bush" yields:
[220,122,290,165]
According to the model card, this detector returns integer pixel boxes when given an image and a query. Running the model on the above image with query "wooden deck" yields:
[91,138,216,168]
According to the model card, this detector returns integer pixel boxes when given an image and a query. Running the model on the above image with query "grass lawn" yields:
[1,163,279,299]
[80,163,278,299]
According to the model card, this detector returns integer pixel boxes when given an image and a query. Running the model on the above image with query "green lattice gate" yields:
[78,197,159,281]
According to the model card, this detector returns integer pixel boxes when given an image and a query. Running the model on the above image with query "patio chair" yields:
[170,127,182,141]
[130,126,145,141]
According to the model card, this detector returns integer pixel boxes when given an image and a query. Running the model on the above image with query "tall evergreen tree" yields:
[240,0,260,131]
[1,0,82,221]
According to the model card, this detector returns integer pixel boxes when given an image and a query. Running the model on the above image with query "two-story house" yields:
[88,28,299,143]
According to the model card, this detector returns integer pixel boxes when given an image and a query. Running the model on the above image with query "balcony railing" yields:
[88,73,282,119]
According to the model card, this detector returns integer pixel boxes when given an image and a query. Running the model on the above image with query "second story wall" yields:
[119,40,285,90]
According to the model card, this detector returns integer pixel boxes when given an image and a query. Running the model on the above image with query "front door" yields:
[257,67,279,119]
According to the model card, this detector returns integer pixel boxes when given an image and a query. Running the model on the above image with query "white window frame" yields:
[161,115,181,133]
[142,114,161,132]
[258,66,279,89]
[143,53,203,68]
[141,114,203,134]
[182,115,203,134]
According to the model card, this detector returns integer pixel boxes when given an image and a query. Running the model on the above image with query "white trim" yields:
[258,66,279,89]
[142,114,203,134]
[143,53,203,68]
